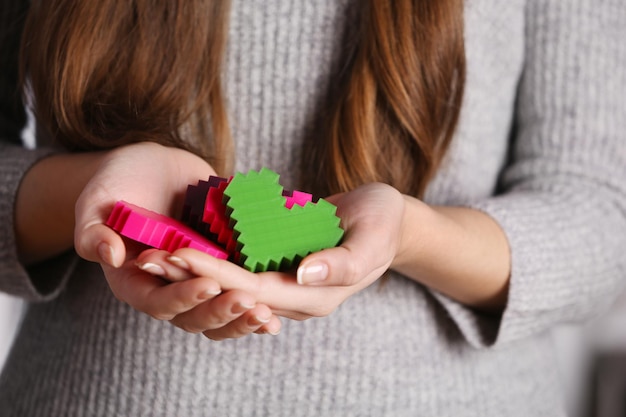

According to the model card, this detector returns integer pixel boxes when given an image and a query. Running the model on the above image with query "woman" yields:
[1,0,625,415]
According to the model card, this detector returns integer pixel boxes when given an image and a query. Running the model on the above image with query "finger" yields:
[201,305,277,341]
[169,289,257,333]
[136,249,195,282]
[296,223,393,287]
[74,182,119,265]
[103,262,221,320]
[170,248,349,319]
[254,314,282,336]
[76,222,127,267]
[169,248,263,292]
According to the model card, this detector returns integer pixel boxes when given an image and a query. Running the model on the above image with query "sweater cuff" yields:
[430,190,626,349]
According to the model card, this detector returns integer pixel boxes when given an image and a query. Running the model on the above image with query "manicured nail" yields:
[232,302,255,314]
[262,327,281,336]
[198,287,222,300]
[297,262,328,285]
[166,256,190,270]
[137,262,166,276]
[98,242,115,266]
[249,315,271,326]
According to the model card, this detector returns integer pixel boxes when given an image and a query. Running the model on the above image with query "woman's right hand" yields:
[74,141,215,267]
[71,141,279,339]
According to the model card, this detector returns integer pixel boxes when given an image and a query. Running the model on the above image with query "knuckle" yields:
[209,312,231,327]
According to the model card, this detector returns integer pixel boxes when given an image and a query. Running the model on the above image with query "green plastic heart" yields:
[223,168,344,272]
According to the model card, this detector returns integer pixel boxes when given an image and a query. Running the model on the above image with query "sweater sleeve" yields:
[0,0,77,301]
[0,144,78,301]
[433,0,626,348]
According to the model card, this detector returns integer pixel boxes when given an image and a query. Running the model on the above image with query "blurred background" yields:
[1,289,625,416]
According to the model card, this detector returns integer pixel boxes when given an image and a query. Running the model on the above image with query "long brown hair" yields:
[20,0,465,197]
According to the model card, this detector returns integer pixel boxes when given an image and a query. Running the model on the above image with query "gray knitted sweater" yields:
[1,1,626,416]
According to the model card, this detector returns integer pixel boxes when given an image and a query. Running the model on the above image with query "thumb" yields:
[75,223,126,268]
[296,227,393,287]
[74,199,127,268]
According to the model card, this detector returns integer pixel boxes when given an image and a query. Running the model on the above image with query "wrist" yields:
[389,198,510,311]
[390,195,432,273]
[15,150,106,263]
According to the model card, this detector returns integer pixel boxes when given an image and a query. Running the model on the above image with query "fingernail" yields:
[262,327,281,336]
[198,287,222,300]
[232,302,255,314]
[297,262,328,285]
[166,256,190,270]
[137,262,166,276]
[98,242,115,266]
[249,315,271,326]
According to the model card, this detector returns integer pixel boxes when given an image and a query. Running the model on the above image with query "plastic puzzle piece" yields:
[223,168,344,272]
[199,176,313,258]
[203,178,238,255]
[182,179,212,234]
[106,201,229,259]
[282,190,313,209]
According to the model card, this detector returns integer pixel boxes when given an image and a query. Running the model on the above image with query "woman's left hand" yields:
[138,183,406,322]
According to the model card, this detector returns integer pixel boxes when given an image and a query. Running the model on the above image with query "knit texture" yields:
[1,0,625,416]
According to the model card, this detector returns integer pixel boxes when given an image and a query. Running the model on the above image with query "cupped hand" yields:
[73,141,216,267]
[72,142,280,339]
[141,182,407,321]
[133,249,282,339]
[297,182,406,289]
